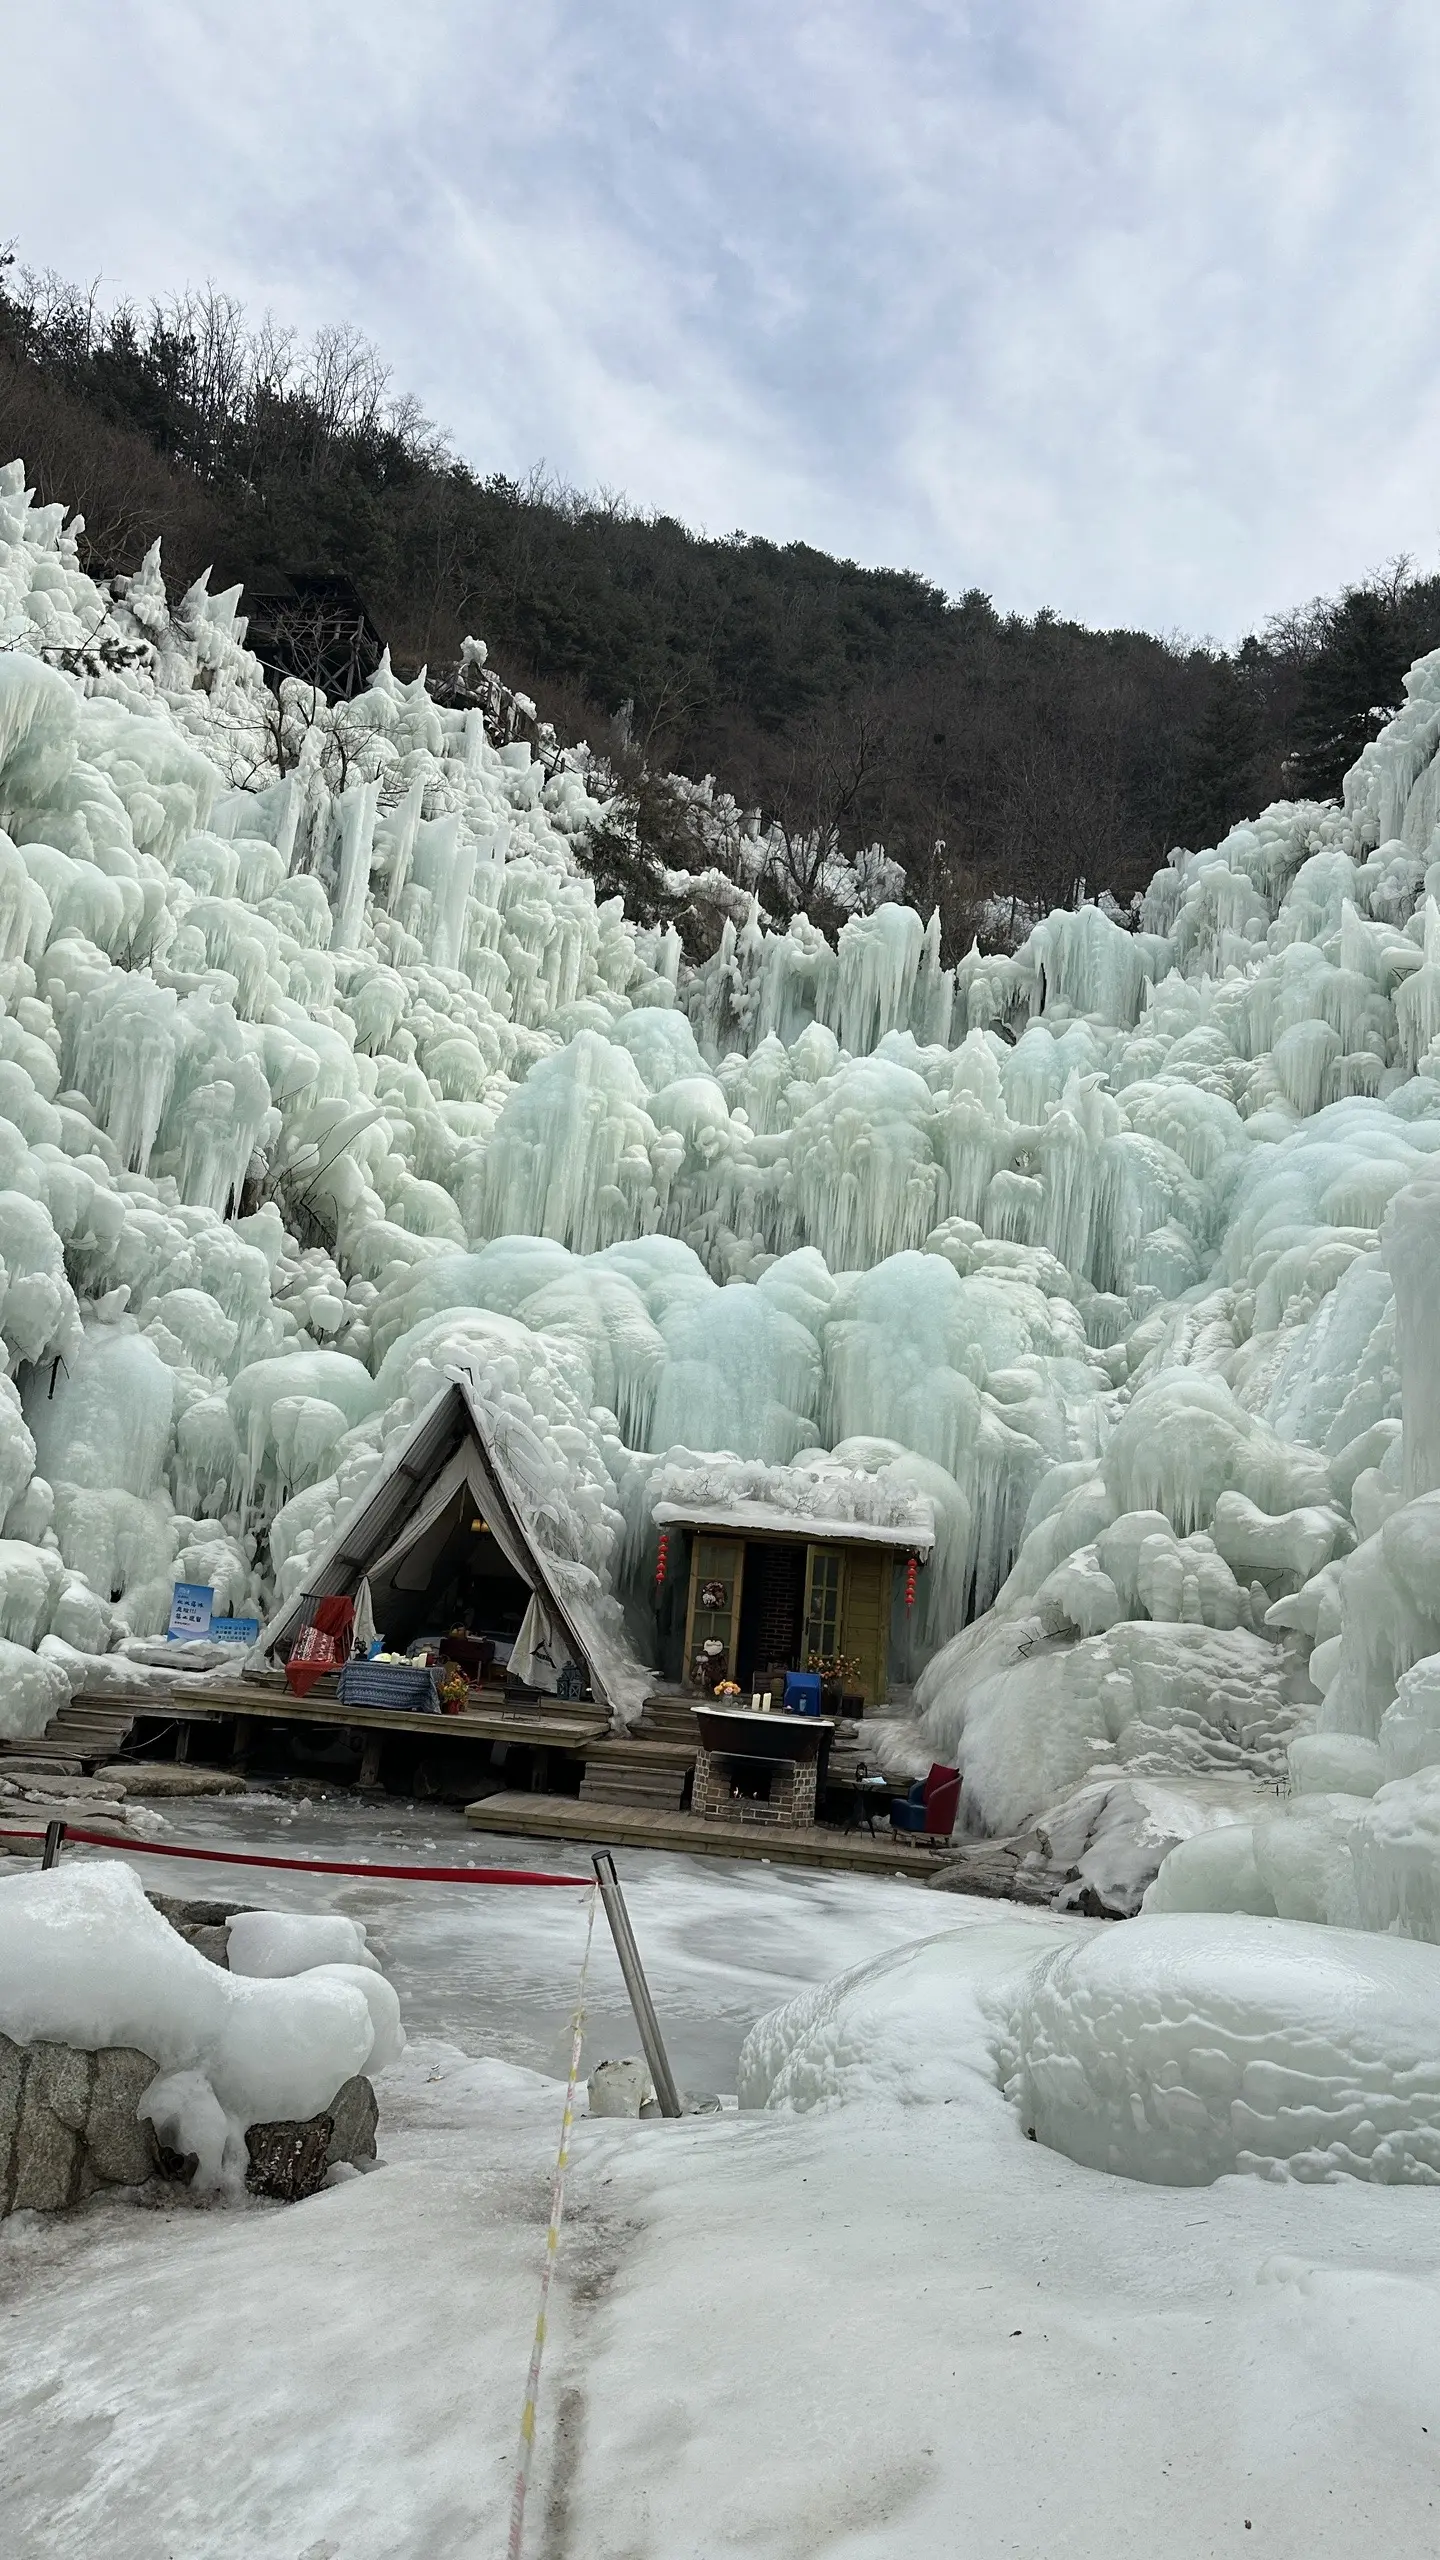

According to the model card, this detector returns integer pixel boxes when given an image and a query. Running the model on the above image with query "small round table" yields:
[852,1770,891,1835]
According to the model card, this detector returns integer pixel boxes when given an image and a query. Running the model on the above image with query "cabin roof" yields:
[651,1496,934,1554]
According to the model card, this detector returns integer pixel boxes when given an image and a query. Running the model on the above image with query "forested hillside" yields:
[5,253,1439,950]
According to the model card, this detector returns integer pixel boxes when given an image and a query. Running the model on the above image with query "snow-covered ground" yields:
[4,1812,1440,2558]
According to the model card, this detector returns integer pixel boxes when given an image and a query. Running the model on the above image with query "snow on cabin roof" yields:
[649,1455,936,1554]
[651,1496,934,1554]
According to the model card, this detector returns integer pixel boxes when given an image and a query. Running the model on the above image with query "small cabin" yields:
[653,1497,933,1710]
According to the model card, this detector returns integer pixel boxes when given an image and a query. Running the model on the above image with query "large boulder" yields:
[1,1888,383,2214]
[1,2036,160,2212]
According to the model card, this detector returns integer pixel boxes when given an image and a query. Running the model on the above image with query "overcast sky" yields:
[7,0,1440,638]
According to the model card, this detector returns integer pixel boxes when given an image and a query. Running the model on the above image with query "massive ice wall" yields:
[9,441,1440,1941]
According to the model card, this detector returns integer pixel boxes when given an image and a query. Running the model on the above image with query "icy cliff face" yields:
[7,447,1440,1934]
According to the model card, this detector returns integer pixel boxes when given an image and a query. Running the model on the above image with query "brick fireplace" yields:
[692,1741,819,1828]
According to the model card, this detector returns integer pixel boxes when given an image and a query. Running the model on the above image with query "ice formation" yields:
[0,1861,402,2191]
[9,442,1440,1938]
[737,1917,1077,2114]
[739,1909,1440,2185]
[224,1908,380,1978]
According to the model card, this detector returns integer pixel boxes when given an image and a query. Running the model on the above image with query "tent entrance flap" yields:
[366,1490,534,1661]
[366,1446,533,1591]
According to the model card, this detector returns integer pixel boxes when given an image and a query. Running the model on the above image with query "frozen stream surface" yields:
[80,1789,956,2091]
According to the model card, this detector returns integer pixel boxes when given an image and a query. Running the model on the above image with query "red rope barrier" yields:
[0,1825,591,1886]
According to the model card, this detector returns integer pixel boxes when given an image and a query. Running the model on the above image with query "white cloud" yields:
[7,0,1440,634]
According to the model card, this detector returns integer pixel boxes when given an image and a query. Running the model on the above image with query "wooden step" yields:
[43,1703,135,1724]
[579,1769,689,1810]
[579,1733,692,1810]
[636,1695,702,1743]
[585,1739,695,1766]
[0,1698,141,1773]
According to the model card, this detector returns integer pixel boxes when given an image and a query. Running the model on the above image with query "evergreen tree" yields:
[1287,572,1440,801]
[1173,647,1266,847]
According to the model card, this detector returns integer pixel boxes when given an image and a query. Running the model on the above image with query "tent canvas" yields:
[367,1446,523,1591]
[257,1379,648,1720]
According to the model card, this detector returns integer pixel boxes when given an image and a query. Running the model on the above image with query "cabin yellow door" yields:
[684,1536,745,1686]
[838,1549,892,1708]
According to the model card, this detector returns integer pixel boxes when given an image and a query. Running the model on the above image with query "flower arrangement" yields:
[807,1652,860,1685]
[437,1665,470,1714]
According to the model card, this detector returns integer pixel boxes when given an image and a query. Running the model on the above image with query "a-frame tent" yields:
[257,1378,640,1720]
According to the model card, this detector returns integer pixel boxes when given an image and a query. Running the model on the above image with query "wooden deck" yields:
[167,1682,607,1750]
[464,1789,944,1878]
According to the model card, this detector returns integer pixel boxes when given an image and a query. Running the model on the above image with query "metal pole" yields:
[590,1850,682,2118]
[41,1819,66,1870]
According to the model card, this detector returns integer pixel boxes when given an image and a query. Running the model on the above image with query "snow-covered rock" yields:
[0,1862,402,2194]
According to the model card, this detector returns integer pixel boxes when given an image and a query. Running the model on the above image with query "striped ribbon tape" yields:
[508,1880,599,2559]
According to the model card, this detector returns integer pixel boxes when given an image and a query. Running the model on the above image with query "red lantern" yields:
[654,1529,670,1591]
[904,1554,919,1610]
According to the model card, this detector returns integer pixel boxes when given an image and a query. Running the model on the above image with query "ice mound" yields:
[1352,1766,1440,1939]
[0,1861,403,2192]
[917,1612,1314,1841]
[1003,1912,1440,2185]
[225,1909,379,1978]
[737,1918,1076,2113]
[1145,1763,1440,1936]
[742,1905,1440,2189]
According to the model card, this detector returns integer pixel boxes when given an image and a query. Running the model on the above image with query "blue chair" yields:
[783,1670,823,1716]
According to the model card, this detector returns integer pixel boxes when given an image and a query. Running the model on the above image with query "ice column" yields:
[411,813,477,973]
[381,774,425,914]
[1383,1164,1440,1495]
[331,780,380,952]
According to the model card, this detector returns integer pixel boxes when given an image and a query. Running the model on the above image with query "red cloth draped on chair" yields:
[923,1763,961,1837]
[285,1594,356,1697]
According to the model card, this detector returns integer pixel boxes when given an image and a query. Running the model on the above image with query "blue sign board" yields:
[211,1616,261,1647]
[167,1582,214,1641]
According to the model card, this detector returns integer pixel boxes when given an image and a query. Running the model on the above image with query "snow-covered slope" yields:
[7,448,1440,1937]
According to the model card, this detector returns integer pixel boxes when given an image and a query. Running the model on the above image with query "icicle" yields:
[332,779,381,952]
